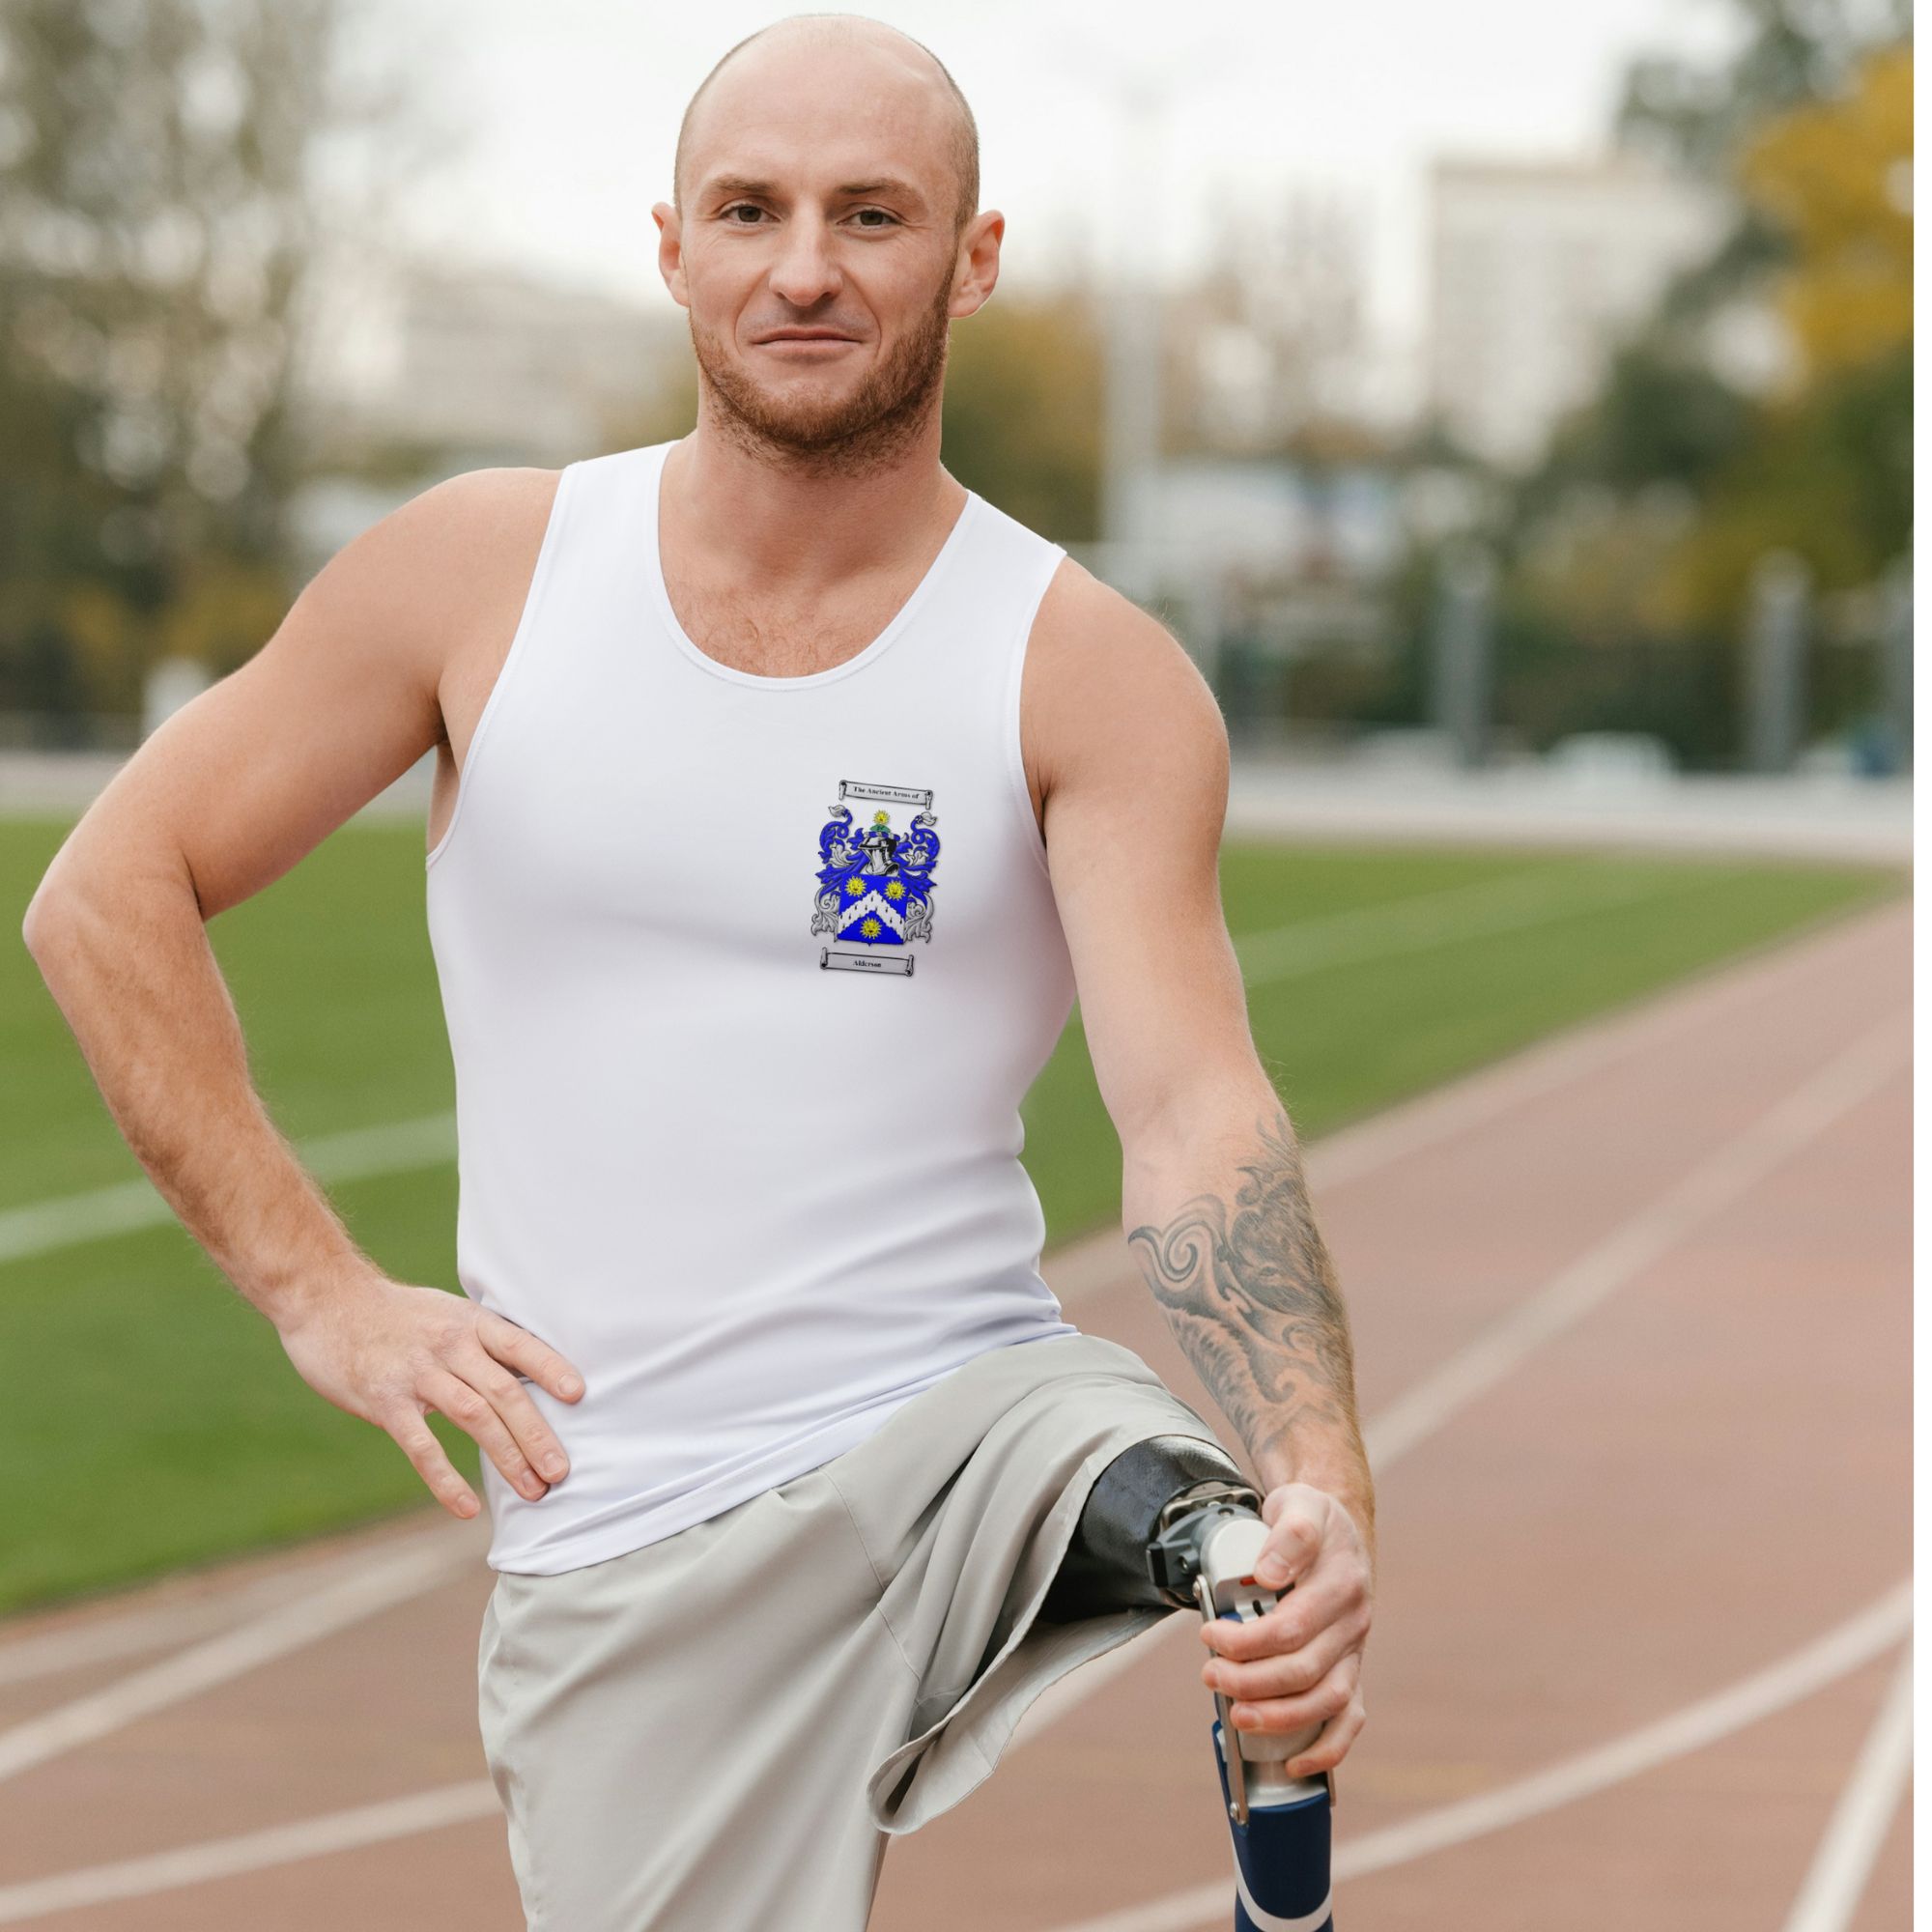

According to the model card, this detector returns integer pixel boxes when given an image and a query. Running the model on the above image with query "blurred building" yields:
[1082,457,1404,747]
[1176,185,1377,447]
[287,251,692,565]
[1118,457,1404,586]
[1427,154,1732,469]
[295,251,690,471]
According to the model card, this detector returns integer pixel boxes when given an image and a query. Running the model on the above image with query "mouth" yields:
[753,329,861,347]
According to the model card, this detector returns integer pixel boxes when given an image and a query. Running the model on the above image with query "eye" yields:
[850,208,898,228]
[721,203,766,224]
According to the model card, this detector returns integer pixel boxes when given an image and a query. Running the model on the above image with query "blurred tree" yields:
[1538,0,1910,499]
[1652,38,1911,628]
[1497,6,1910,762]
[1538,347,1757,497]
[1738,38,1911,380]
[941,290,1102,545]
[0,0,403,725]
[1614,0,1910,182]
[1587,0,1911,428]
[601,345,699,453]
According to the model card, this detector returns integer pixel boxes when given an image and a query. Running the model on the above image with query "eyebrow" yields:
[834,178,927,209]
[702,173,929,212]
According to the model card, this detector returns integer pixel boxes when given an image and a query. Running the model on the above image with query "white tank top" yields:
[424,439,1082,1574]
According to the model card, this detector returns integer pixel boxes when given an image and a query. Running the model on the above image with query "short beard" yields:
[688,273,952,480]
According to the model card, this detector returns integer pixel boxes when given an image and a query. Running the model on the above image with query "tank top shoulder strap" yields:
[947,487,1068,639]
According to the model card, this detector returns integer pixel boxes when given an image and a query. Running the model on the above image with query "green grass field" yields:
[1,816,1904,1613]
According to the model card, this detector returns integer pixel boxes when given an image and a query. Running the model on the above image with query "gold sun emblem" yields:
[886,880,905,899]
[845,877,864,895]
[861,917,882,938]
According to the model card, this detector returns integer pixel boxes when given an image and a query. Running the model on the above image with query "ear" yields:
[653,201,689,309]
[948,208,1004,321]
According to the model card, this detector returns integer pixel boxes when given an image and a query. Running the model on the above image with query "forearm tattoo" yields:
[1127,1103,1362,1477]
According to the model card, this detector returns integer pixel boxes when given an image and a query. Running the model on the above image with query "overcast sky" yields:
[371,0,1742,399]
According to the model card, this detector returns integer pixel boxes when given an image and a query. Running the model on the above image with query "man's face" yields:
[655,37,997,464]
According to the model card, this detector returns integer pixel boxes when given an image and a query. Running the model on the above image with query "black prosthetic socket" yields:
[1039,1435,1261,1622]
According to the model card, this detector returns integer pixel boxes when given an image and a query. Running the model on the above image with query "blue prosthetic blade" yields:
[1210,1719,1334,1932]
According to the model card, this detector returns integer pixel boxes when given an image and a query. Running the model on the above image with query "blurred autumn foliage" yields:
[1495,3,1911,764]
[1743,39,1910,381]
[1652,37,1912,631]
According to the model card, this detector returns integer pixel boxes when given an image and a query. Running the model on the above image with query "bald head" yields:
[673,14,980,235]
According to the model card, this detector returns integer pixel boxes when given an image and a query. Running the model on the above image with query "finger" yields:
[1227,1660,1359,1739]
[1201,1558,1365,1662]
[476,1310,584,1403]
[1205,1627,1356,1704]
[1253,1504,1323,1588]
[385,1406,482,1520]
[1201,1546,1372,1662]
[421,1369,550,1502]
[1284,1696,1369,1777]
[458,1344,572,1484]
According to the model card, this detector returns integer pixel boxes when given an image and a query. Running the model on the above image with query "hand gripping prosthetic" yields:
[1039,1435,1337,1932]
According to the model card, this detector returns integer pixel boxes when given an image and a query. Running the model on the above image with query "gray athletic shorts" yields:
[475,1329,1227,1929]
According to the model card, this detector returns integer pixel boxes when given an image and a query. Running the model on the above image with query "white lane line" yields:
[1037,1582,1913,1932]
[0,1780,500,1925]
[1331,1586,1910,1881]
[0,1576,310,1692]
[0,1520,476,1690]
[1021,1009,1908,1744]
[0,859,1709,1271]
[1366,1007,1909,1468]
[1232,861,1686,985]
[0,1114,457,1266]
[1778,1641,1915,1932]
[0,1531,478,1785]
[1301,893,1900,1196]
[0,1581,1905,1927]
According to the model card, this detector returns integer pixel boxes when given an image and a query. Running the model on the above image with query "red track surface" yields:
[0,896,1909,1931]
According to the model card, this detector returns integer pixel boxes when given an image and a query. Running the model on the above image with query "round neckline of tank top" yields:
[641,440,982,691]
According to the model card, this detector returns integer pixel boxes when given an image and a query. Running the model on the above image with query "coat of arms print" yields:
[813,780,939,976]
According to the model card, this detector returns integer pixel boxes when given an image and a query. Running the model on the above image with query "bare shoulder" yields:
[312,465,561,686]
[296,465,564,795]
[29,464,567,924]
[403,464,561,582]
[1022,554,1229,826]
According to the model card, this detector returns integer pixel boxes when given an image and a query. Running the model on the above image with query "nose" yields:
[767,213,843,308]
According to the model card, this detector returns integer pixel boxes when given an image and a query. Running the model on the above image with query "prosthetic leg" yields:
[1040,1435,1336,1932]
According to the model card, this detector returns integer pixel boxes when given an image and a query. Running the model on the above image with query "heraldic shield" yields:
[812,780,940,977]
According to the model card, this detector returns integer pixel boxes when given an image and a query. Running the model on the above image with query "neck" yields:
[662,399,963,590]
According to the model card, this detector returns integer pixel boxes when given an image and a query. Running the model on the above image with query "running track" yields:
[0,895,1909,1930]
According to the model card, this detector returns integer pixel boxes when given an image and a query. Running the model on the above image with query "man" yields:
[23,14,1375,1927]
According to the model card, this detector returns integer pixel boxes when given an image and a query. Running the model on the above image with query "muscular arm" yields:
[22,470,497,1312]
[20,467,583,1518]
[1027,565,1375,1566]
[1125,1105,1372,1558]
